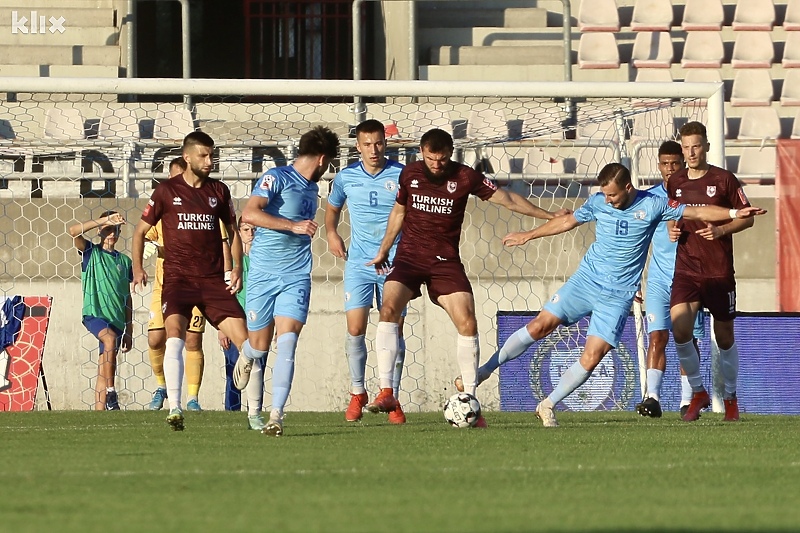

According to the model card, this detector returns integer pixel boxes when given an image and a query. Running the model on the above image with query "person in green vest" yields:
[68,210,133,411]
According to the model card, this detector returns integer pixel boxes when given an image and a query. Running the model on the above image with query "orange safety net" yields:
[776,140,800,311]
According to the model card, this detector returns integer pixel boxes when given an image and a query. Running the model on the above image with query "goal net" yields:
[0,77,725,412]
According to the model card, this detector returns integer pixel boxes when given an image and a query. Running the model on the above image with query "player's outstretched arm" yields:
[132,219,152,292]
[242,195,318,237]
[366,202,405,273]
[325,202,347,259]
[487,188,568,220]
[683,205,766,223]
[502,213,581,247]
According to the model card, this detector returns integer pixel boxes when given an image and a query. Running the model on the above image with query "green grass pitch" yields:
[2,410,799,532]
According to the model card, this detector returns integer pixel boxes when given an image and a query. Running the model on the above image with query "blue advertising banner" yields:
[497,311,800,415]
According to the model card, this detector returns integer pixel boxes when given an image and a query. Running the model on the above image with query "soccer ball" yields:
[443,392,482,428]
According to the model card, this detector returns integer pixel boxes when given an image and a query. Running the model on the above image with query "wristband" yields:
[728,208,738,219]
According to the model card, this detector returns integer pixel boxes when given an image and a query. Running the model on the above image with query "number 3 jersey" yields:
[572,190,686,291]
[250,165,319,276]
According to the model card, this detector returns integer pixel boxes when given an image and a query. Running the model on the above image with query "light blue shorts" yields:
[246,273,311,330]
[344,261,406,317]
[543,271,636,348]
[645,276,705,337]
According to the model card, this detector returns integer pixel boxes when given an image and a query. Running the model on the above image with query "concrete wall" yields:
[1,195,776,412]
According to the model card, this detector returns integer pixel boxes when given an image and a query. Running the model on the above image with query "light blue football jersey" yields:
[645,183,678,285]
[327,160,403,262]
[249,165,319,276]
[572,189,686,291]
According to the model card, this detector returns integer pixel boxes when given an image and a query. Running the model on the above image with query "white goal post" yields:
[0,77,725,413]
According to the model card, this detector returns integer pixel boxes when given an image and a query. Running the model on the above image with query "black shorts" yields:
[162,276,246,328]
[387,257,472,306]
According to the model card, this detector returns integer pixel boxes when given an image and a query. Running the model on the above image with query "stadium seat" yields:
[635,68,673,82]
[732,0,775,31]
[630,0,673,32]
[98,107,141,140]
[469,146,512,175]
[683,69,723,83]
[635,145,663,184]
[577,119,620,142]
[43,107,86,140]
[790,110,800,138]
[412,104,452,139]
[523,147,564,175]
[730,69,774,106]
[153,106,196,140]
[782,32,800,67]
[631,32,674,68]
[631,106,676,141]
[780,70,800,105]
[737,107,781,139]
[731,32,774,68]
[680,32,724,68]
[577,145,620,176]
[578,0,620,32]
[737,147,776,177]
[466,108,508,140]
[578,33,620,69]
[785,0,800,30]
[681,0,724,31]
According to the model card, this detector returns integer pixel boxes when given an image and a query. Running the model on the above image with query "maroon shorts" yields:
[387,258,472,306]
[671,274,737,322]
[162,276,246,328]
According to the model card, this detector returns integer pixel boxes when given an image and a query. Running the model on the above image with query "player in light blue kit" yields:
[326,119,408,424]
[233,125,340,436]
[635,141,704,419]
[457,163,764,427]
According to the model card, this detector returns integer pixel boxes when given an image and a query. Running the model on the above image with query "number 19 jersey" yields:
[249,165,319,276]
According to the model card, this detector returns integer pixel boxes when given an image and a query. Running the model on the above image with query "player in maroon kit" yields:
[132,131,250,431]
[668,121,755,422]
[365,128,567,424]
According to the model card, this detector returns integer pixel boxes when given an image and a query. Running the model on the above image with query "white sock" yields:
[680,374,692,406]
[645,369,663,401]
[246,357,264,416]
[675,340,704,392]
[456,334,479,396]
[375,322,398,389]
[164,337,185,410]
[719,342,739,399]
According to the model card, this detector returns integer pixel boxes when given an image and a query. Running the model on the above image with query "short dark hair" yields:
[182,131,214,153]
[355,119,385,137]
[679,121,707,140]
[297,125,340,159]
[169,156,187,171]
[658,140,682,158]
[420,128,453,153]
[597,162,631,187]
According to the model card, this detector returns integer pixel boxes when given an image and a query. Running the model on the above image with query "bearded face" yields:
[421,147,454,184]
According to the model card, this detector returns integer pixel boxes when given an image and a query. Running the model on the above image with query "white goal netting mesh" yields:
[0,79,717,412]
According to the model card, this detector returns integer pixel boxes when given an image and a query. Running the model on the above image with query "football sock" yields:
[456,334,479,396]
[164,337,185,410]
[242,339,268,361]
[106,387,115,393]
[646,369,663,401]
[185,349,204,398]
[246,357,264,416]
[345,333,367,395]
[680,375,693,406]
[271,332,298,412]
[675,340,704,392]
[376,321,399,389]
[393,336,406,398]
[148,345,166,387]
[479,327,535,383]
[719,342,739,398]
[548,360,591,405]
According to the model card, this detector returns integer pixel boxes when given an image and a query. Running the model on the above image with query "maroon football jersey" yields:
[141,176,235,282]
[667,165,750,278]
[395,161,497,262]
